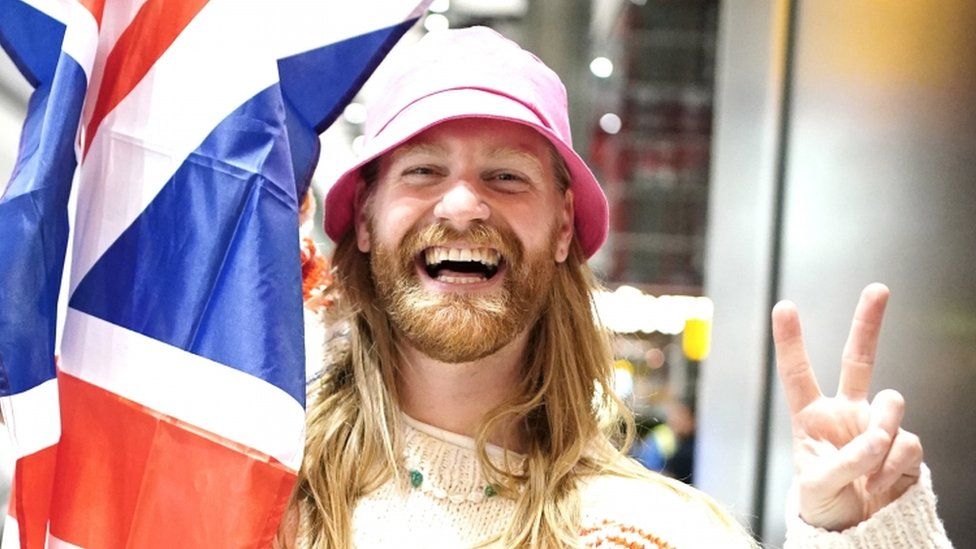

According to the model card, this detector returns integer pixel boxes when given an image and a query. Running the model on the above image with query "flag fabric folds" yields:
[0,1,430,546]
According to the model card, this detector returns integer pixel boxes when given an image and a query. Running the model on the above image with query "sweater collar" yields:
[400,414,524,502]
[401,413,521,460]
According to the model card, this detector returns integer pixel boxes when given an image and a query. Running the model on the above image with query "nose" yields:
[433,179,490,229]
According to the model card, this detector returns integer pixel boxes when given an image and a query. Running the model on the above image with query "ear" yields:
[554,189,574,263]
[353,179,371,253]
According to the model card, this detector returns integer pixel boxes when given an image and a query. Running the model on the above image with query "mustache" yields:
[398,221,523,263]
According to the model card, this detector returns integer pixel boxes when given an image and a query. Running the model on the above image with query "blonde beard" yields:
[369,221,557,363]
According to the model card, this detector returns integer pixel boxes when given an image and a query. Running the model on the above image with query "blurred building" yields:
[581,0,720,448]
[588,0,717,292]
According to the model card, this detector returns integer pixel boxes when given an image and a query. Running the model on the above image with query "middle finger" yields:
[837,283,890,400]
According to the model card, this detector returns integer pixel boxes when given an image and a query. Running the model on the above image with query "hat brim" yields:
[324,88,608,258]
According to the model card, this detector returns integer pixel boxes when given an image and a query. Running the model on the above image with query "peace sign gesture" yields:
[772,283,923,531]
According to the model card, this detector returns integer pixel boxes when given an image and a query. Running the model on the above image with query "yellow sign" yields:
[682,318,711,361]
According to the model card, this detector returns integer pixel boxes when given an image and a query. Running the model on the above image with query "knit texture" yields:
[784,465,952,548]
[323,416,950,548]
[348,417,748,547]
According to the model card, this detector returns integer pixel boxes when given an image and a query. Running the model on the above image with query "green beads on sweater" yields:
[409,469,424,488]
[407,468,496,500]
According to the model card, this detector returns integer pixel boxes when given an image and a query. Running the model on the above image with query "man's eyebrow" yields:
[388,143,447,162]
[485,146,544,172]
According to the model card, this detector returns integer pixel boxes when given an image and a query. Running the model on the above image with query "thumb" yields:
[801,428,892,498]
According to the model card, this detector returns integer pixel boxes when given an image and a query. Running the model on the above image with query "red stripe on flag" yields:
[49,370,297,547]
[78,0,106,27]
[8,444,58,549]
[83,0,210,156]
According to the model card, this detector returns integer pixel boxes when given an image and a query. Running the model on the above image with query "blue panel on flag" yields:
[0,0,66,87]
[277,19,417,197]
[277,18,419,134]
[0,52,86,396]
[69,85,306,405]
[281,99,320,200]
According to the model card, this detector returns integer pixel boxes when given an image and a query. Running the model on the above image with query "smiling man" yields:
[284,27,951,548]
[363,120,568,368]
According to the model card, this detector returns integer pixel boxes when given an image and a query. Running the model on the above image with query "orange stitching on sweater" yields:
[579,519,675,549]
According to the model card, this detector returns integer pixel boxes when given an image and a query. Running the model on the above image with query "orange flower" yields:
[300,237,334,311]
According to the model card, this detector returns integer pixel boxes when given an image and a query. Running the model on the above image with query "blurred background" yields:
[2,0,974,545]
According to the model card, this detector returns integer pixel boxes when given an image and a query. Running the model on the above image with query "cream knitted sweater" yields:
[341,416,951,548]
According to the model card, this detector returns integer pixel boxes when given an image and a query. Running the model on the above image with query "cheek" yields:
[508,217,554,255]
[508,197,564,249]
[370,199,432,247]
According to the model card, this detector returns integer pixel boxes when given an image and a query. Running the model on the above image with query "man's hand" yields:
[772,283,923,531]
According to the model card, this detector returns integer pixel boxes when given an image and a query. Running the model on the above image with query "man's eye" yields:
[403,166,437,176]
[488,171,531,193]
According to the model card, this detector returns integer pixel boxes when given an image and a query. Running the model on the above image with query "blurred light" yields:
[429,0,450,13]
[682,297,714,360]
[657,295,685,335]
[612,359,635,400]
[630,0,647,5]
[351,135,366,154]
[589,56,613,78]
[599,113,622,134]
[682,318,712,361]
[593,287,715,336]
[451,0,526,17]
[342,102,367,125]
[645,348,665,369]
[424,13,450,32]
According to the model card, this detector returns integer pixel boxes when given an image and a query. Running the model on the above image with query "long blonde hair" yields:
[286,152,747,546]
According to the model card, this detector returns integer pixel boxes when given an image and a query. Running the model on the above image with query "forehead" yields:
[385,118,552,162]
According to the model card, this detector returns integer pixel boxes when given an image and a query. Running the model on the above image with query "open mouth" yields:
[420,246,502,284]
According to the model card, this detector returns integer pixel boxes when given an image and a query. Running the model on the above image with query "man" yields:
[286,27,950,547]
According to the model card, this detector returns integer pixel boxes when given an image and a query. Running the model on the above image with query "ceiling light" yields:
[599,113,622,134]
[589,56,613,78]
[342,102,367,125]
[424,13,449,32]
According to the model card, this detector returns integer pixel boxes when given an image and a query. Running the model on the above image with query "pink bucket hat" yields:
[323,26,609,258]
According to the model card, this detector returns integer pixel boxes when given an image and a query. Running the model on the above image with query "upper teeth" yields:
[424,246,500,267]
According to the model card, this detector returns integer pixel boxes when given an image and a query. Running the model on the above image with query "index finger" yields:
[772,300,822,415]
[838,283,890,400]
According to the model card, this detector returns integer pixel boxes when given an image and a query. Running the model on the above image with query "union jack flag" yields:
[0,1,429,546]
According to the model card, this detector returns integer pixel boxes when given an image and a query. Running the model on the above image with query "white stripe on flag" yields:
[60,308,305,470]
[19,0,98,80]
[70,0,280,293]
[59,0,98,80]
[0,378,60,459]
[0,515,19,549]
